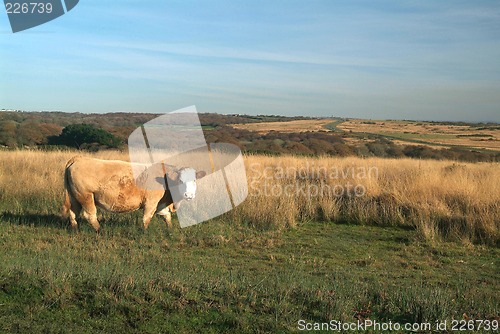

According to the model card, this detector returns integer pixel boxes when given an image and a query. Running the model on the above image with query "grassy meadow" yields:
[338,120,500,152]
[0,150,499,333]
[232,119,332,133]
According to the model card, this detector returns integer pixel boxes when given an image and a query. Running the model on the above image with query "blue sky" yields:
[1,0,499,122]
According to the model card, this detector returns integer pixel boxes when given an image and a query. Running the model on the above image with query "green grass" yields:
[343,130,500,154]
[0,213,498,333]
[326,120,500,154]
[378,131,457,141]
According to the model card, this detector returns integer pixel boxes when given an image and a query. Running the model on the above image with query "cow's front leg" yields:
[156,203,175,228]
[163,210,172,228]
[143,202,157,230]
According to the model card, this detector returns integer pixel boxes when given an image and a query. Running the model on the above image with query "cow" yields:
[62,156,206,232]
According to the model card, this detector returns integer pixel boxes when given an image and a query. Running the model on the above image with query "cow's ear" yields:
[166,169,180,181]
[196,171,207,179]
[158,162,180,181]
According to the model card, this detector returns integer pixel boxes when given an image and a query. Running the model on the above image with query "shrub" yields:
[49,124,121,149]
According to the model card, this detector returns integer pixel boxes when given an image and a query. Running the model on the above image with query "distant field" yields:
[0,150,498,332]
[232,119,332,133]
[338,119,500,151]
[231,118,500,153]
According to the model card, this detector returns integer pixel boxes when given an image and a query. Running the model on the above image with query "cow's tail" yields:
[61,156,79,218]
[62,187,71,218]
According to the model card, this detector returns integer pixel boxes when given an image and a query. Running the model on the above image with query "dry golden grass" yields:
[232,119,332,133]
[0,150,125,213]
[0,149,498,244]
[235,154,500,244]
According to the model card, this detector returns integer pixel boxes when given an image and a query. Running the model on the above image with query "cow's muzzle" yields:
[184,193,195,200]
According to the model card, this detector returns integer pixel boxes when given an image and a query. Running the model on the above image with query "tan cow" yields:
[62,156,206,231]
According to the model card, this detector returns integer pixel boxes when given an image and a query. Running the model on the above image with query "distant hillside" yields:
[0,110,498,162]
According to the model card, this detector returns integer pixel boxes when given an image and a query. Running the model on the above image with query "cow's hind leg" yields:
[64,189,82,230]
[80,193,101,232]
[69,199,82,230]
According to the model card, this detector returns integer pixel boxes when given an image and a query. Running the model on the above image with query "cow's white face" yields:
[178,168,197,200]
[177,168,207,200]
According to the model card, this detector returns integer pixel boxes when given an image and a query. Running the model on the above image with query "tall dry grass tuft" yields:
[0,150,498,244]
[240,155,499,245]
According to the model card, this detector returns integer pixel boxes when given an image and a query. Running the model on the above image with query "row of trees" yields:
[0,111,287,149]
[0,121,120,150]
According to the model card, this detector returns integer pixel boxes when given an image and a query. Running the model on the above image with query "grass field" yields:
[232,119,332,134]
[0,150,498,332]
[231,117,500,156]
[338,120,500,152]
